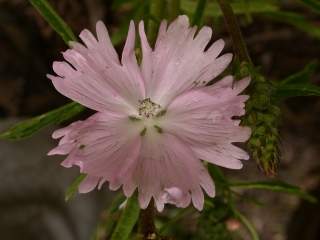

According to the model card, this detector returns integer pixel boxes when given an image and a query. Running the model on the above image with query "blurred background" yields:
[0,0,320,239]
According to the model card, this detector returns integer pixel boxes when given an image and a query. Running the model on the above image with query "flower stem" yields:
[216,0,252,64]
[139,201,157,239]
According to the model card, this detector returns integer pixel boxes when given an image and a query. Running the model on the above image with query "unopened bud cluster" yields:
[238,63,281,176]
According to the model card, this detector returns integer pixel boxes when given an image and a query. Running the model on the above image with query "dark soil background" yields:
[0,0,320,239]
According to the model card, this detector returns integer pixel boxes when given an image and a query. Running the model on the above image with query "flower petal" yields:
[139,15,232,106]
[120,21,145,101]
[164,77,251,169]
[131,132,214,210]
[79,175,100,193]
[48,111,143,193]
[138,21,153,85]
[48,21,145,114]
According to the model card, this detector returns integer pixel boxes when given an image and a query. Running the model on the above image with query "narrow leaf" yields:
[110,195,140,240]
[148,0,166,44]
[299,0,320,13]
[275,83,320,99]
[274,62,320,99]
[233,208,260,240]
[208,165,228,186]
[111,0,145,45]
[192,0,207,26]
[181,0,279,18]
[281,61,318,85]
[65,174,86,202]
[91,194,126,240]
[0,102,85,140]
[29,0,76,43]
[168,0,181,21]
[262,11,320,40]
[230,181,317,203]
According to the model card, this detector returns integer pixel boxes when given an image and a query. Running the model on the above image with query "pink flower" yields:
[47,15,251,211]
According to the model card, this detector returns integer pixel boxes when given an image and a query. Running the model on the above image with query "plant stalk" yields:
[216,0,252,64]
[168,0,180,21]
[148,0,166,45]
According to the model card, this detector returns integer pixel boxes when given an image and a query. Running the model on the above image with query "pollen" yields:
[138,98,162,118]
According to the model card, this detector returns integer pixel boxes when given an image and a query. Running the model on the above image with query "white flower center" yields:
[138,98,163,118]
[128,98,166,136]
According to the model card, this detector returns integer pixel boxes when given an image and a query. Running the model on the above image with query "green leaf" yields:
[274,62,320,99]
[159,208,193,235]
[0,102,85,140]
[197,198,233,240]
[181,0,279,18]
[192,0,207,26]
[111,0,146,45]
[274,83,320,99]
[262,11,320,40]
[65,174,86,202]
[91,194,126,240]
[110,195,140,240]
[230,181,317,203]
[29,0,76,44]
[299,0,320,14]
[281,61,318,85]
[168,0,181,21]
[208,165,229,189]
[232,208,260,240]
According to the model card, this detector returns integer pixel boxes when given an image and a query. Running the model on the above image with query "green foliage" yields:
[275,83,320,99]
[192,0,207,26]
[299,0,320,13]
[181,0,279,17]
[196,198,233,240]
[230,181,317,203]
[232,208,260,240]
[262,11,320,40]
[28,0,76,44]
[158,208,194,237]
[91,194,126,240]
[110,195,140,240]
[64,174,86,202]
[168,0,181,21]
[0,1,87,141]
[148,0,166,44]
[274,62,320,99]
[0,102,85,140]
[111,0,149,45]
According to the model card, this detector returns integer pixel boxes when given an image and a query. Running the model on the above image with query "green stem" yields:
[232,208,260,240]
[192,0,207,26]
[168,0,180,21]
[148,0,166,45]
[216,0,252,64]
